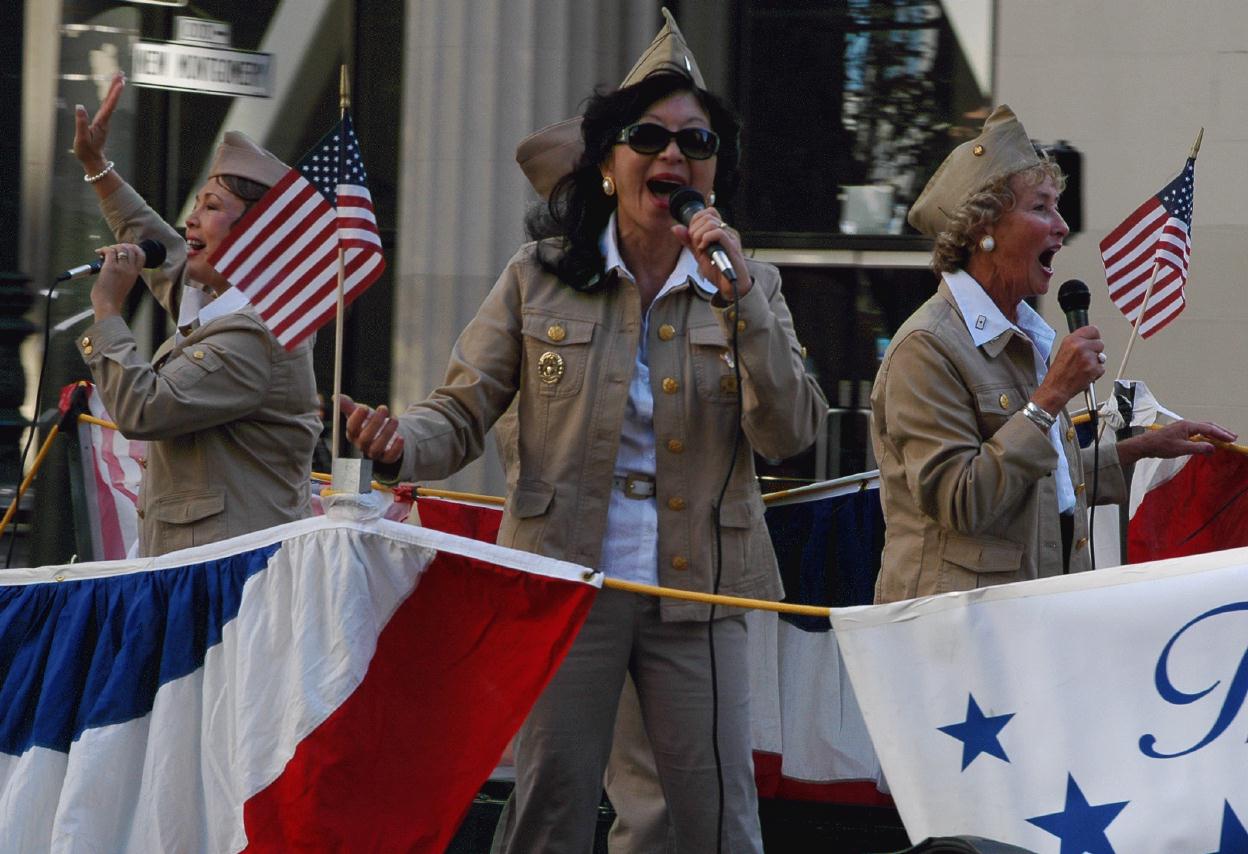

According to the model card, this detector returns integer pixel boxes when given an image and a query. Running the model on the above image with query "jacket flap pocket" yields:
[521,314,595,346]
[975,385,1023,417]
[718,492,761,528]
[689,324,727,348]
[507,479,555,519]
[151,490,225,524]
[943,533,1024,573]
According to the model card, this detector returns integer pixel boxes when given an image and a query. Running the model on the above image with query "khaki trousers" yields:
[502,587,762,854]
[604,675,675,853]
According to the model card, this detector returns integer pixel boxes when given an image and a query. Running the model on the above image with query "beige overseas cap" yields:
[208,130,289,188]
[907,105,1041,238]
[516,7,706,199]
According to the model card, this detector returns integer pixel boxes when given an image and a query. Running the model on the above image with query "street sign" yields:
[174,16,231,47]
[131,41,272,98]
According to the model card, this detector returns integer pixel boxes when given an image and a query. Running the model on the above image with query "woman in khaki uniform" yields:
[341,12,826,852]
[73,75,320,557]
[871,105,1234,603]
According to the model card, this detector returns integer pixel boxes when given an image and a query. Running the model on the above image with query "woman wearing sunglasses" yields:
[340,11,824,853]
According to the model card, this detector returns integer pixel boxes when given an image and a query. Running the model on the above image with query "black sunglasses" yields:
[614,123,720,160]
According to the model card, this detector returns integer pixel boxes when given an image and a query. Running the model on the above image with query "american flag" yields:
[209,112,385,350]
[1098,157,1195,339]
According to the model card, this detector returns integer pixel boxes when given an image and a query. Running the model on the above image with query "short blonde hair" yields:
[930,159,1066,274]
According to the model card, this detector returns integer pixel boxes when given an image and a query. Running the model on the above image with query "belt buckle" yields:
[623,474,651,500]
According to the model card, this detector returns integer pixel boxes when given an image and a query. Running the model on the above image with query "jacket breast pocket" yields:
[973,383,1026,439]
[688,324,737,402]
[521,314,595,399]
[937,531,1024,593]
[150,488,227,554]
[163,346,226,388]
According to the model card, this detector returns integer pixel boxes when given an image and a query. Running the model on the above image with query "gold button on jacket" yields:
[658,323,676,341]
[661,377,679,394]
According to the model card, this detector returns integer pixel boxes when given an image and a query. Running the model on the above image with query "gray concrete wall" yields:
[997,2,1248,431]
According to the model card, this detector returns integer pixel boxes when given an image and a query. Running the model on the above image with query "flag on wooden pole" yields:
[1099,155,1196,338]
[210,112,385,350]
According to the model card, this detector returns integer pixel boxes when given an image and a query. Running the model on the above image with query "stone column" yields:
[395,0,656,496]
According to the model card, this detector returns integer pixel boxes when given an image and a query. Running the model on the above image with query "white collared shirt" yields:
[598,213,718,584]
[176,285,249,343]
[943,269,1076,514]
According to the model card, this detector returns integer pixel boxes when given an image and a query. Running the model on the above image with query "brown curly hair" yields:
[930,159,1066,274]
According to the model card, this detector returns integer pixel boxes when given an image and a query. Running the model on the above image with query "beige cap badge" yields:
[516,7,705,199]
[907,105,1042,238]
[208,130,289,189]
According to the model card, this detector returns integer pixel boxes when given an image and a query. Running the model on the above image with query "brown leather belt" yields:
[612,473,656,500]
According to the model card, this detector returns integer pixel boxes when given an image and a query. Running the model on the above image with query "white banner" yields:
[832,549,1248,852]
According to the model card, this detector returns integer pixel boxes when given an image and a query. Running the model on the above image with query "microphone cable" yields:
[3,278,63,567]
[1088,401,1099,571]
[708,270,743,854]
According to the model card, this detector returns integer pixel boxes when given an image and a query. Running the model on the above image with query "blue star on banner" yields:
[938,693,1014,770]
[1027,774,1128,854]
[1211,801,1248,854]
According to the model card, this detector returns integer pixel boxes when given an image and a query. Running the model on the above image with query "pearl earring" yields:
[601,176,616,197]
[978,235,996,252]
[708,191,716,206]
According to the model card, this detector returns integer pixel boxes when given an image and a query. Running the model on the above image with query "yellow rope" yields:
[602,578,831,618]
[1068,414,1248,456]
[0,424,61,543]
[71,414,846,619]
[76,414,115,429]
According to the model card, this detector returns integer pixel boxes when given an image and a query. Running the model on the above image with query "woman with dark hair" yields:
[73,73,320,557]
[340,12,824,852]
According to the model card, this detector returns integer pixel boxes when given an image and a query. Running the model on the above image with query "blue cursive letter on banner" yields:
[1140,602,1248,759]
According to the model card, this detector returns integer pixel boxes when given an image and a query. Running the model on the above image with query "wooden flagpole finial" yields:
[1189,127,1204,160]
[339,65,350,114]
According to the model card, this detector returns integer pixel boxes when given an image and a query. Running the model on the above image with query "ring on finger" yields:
[116,250,130,262]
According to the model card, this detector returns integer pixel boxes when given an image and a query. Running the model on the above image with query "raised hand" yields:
[74,71,125,176]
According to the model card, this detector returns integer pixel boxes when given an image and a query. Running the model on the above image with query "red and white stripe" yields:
[211,173,385,350]
[1099,199,1191,339]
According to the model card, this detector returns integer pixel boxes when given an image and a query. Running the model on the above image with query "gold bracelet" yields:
[84,160,115,184]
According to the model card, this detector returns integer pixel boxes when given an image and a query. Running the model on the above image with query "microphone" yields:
[56,239,167,282]
[668,187,737,283]
[1057,279,1098,422]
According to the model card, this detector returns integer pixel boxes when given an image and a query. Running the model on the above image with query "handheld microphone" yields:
[1056,279,1098,421]
[668,187,737,283]
[56,239,167,282]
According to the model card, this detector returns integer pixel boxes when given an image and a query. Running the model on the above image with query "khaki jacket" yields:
[391,242,827,620]
[78,182,320,556]
[870,281,1126,602]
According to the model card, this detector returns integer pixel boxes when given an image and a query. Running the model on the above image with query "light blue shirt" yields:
[943,269,1076,514]
[597,213,717,584]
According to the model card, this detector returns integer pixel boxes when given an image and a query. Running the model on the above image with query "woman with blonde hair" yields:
[870,105,1234,603]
